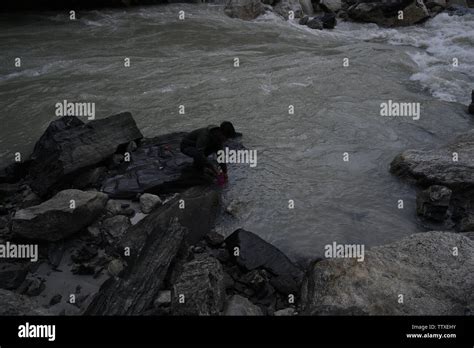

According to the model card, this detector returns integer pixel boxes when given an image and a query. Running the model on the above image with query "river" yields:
[0,5,473,258]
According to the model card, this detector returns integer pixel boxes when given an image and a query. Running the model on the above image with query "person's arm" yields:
[195,131,217,173]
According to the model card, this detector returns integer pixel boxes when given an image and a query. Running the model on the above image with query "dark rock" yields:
[224,0,266,20]
[26,113,142,197]
[71,245,98,263]
[205,231,225,247]
[299,15,309,24]
[49,293,62,306]
[0,262,30,290]
[346,0,429,27]
[72,166,107,190]
[18,276,45,297]
[416,185,452,222]
[12,189,108,241]
[0,289,50,315]
[225,229,303,295]
[224,294,263,315]
[102,215,131,239]
[446,4,474,15]
[84,187,217,315]
[320,12,337,28]
[460,214,474,232]
[307,17,323,29]
[171,253,225,315]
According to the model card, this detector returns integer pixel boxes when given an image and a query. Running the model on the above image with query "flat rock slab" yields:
[390,130,474,189]
[12,189,108,241]
[301,232,474,315]
[225,229,303,295]
[224,294,263,316]
[27,113,143,196]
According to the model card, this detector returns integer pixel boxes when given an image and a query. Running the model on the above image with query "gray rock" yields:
[18,276,45,297]
[390,130,474,189]
[102,215,131,239]
[273,0,304,19]
[224,294,263,315]
[107,259,124,277]
[274,307,295,316]
[347,0,429,27]
[154,290,171,307]
[139,193,162,214]
[0,262,30,290]
[224,0,266,20]
[12,189,108,241]
[0,289,50,315]
[416,185,452,221]
[225,229,303,295]
[301,232,474,315]
[460,214,474,232]
[171,254,225,315]
[26,113,142,197]
[49,294,62,306]
[320,0,341,12]
[206,231,225,247]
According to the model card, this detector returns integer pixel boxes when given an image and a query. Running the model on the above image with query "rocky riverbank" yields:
[1,112,472,316]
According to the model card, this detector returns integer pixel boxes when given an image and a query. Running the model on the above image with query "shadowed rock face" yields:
[301,232,474,315]
[12,189,109,242]
[225,229,304,295]
[26,113,142,197]
[0,0,167,11]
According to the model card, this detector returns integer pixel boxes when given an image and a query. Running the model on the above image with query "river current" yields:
[0,5,473,258]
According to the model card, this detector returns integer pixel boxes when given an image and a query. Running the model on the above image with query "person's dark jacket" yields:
[180,125,227,173]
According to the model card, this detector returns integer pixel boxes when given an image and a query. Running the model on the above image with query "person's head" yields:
[220,121,241,139]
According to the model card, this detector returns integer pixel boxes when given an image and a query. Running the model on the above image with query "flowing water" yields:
[0,5,473,258]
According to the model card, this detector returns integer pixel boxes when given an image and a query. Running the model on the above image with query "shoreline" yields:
[0,112,472,315]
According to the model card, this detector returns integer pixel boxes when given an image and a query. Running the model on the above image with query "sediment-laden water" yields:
[0,5,473,258]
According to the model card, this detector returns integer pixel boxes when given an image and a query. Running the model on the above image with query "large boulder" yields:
[390,130,474,189]
[301,232,474,315]
[171,254,226,315]
[273,0,304,18]
[12,189,108,241]
[224,0,266,20]
[225,229,303,295]
[0,289,50,315]
[25,113,142,197]
[85,187,219,315]
[346,0,430,26]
